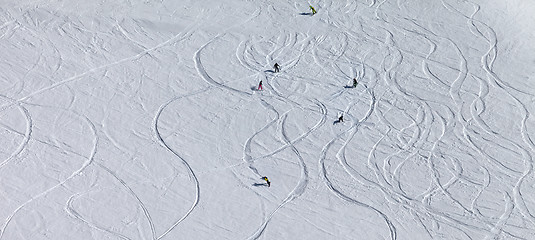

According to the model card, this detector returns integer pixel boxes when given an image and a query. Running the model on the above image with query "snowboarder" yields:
[333,113,345,125]
[258,80,263,90]
[274,63,280,73]
[352,78,358,88]
[309,5,317,15]
[262,176,271,187]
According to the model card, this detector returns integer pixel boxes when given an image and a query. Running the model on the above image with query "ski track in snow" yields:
[0,109,98,239]
[65,190,133,240]
[0,99,32,170]
[246,113,310,240]
[0,7,208,113]
[0,0,534,239]
[153,98,201,240]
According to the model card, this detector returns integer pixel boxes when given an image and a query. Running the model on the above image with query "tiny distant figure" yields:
[258,80,263,90]
[352,78,358,88]
[262,176,271,187]
[309,5,317,15]
[274,63,280,73]
[333,114,344,125]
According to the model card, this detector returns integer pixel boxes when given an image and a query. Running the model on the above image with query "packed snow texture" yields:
[1,0,534,239]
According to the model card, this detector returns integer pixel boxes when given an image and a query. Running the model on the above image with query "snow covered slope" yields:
[1,0,534,239]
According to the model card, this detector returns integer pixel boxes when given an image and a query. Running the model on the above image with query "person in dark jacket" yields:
[274,63,280,73]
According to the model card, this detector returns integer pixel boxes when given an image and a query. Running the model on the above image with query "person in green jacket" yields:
[309,5,317,15]
[262,176,271,187]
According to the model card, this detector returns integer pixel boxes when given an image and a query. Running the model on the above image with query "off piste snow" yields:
[0,0,534,239]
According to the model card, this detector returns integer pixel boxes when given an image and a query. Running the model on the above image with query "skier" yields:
[274,63,280,73]
[262,176,271,187]
[352,78,358,88]
[258,80,263,90]
[309,5,317,15]
[338,114,344,123]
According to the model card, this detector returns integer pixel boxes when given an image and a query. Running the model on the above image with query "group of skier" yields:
[256,63,279,90]
[256,5,361,188]
[258,63,358,91]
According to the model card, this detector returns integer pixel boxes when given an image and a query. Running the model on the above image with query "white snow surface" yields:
[1,0,534,239]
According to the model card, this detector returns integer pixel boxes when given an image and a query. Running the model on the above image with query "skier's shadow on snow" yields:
[344,85,354,89]
[252,183,269,187]
[264,70,274,73]
[251,86,260,91]
[299,12,312,16]
[333,120,342,125]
